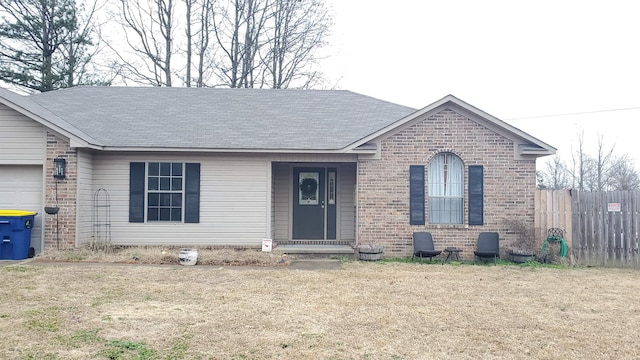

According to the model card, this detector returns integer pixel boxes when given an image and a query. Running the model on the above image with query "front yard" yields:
[1,256,639,359]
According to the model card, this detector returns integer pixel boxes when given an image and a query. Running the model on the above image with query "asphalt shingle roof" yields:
[29,87,417,150]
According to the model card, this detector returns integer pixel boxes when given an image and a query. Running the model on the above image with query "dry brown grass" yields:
[1,254,640,359]
[36,246,293,267]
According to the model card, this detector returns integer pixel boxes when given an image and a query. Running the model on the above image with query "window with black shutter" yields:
[129,162,200,223]
[184,163,200,223]
[129,162,145,223]
[409,165,425,225]
[468,165,484,225]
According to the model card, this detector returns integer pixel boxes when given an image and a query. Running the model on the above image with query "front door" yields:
[293,167,326,239]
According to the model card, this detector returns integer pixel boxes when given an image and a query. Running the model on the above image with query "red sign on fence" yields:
[607,203,621,212]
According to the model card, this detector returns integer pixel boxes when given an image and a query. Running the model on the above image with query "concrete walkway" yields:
[273,244,354,255]
[0,259,26,266]
[287,259,342,270]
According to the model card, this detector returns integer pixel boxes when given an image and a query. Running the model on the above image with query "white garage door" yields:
[0,165,43,253]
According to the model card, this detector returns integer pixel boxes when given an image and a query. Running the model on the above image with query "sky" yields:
[320,0,640,170]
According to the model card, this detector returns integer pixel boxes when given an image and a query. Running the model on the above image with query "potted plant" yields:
[357,243,384,261]
[504,219,537,263]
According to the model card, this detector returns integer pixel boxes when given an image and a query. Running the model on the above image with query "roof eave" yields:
[344,94,557,154]
[520,147,556,157]
[96,146,357,153]
[0,88,103,148]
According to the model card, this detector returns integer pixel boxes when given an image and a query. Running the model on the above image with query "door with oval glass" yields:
[292,167,336,240]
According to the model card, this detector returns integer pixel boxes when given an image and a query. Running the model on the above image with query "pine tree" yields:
[0,0,105,92]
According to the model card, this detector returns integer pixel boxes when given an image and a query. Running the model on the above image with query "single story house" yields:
[0,87,555,258]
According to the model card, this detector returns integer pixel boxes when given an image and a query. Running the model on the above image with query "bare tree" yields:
[211,0,269,88]
[592,133,616,191]
[561,130,640,191]
[240,0,266,87]
[608,155,640,190]
[195,0,213,86]
[182,0,219,87]
[580,156,598,191]
[0,0,106,92]
[184,0,193,86]
[114,0,175,86]
[536,170,547,189]
[208,0,332,88]
[572,130,588,190]
[263,0,331,89]
[538,155,571,189]
[190,0,216,86]
[105,0,332,88]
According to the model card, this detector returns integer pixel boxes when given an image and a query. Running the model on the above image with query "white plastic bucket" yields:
[179,248,198,266]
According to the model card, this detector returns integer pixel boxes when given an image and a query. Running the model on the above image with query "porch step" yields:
[273,244,355,258]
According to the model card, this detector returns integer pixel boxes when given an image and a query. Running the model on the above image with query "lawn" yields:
[1,255,640,359]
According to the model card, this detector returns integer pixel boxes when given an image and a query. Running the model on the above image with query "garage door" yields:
[0,165,43,253]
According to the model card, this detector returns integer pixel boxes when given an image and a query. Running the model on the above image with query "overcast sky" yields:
[321,0,640,169]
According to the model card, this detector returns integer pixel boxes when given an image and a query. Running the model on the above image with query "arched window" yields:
[428,153,464,224]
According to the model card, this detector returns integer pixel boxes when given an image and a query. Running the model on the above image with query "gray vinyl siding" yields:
[272,163,290,241]
[339,163,356,240]
[75,150,93,245]
[90,153,269,246]
[0,103,45,164]
[271,162,356,241]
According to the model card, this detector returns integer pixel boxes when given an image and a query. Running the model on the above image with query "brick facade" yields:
[357,108,536,259]
[44,132,77,249]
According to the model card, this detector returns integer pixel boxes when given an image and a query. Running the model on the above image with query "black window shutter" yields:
[184,163,201,223]
[468,165,484,225]
[409,165,425,225]
[129,162,146,223]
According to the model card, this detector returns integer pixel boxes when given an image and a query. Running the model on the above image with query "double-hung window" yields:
[147,162,183,221]
[129,162,200,223]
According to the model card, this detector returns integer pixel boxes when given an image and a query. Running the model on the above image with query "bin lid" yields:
[0,210,38,216]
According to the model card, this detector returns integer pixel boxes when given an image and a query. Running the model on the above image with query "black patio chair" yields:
[412,232,442,262]
[473,232,500,264]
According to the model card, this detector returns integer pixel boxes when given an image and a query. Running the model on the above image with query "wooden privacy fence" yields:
[535,189,640,267]
[534,190,572,247]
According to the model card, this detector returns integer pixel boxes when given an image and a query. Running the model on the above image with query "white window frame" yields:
[428,153,464,224]
[146,162,185,222]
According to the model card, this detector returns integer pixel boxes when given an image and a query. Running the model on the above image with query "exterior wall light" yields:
[53,157,66,179]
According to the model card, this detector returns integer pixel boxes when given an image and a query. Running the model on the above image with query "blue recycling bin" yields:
[0,210,37,260]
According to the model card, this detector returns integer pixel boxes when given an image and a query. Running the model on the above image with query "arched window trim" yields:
[428,152,464,224]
